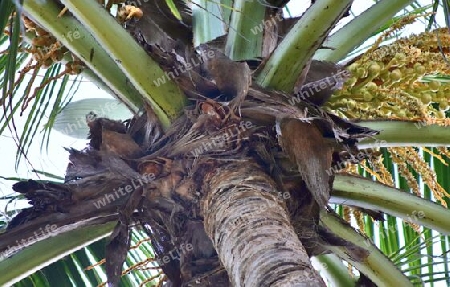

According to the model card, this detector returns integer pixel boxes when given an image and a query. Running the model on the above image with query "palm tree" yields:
[1,0,449,286]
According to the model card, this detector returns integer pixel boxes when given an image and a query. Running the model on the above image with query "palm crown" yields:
[0,0,449,286]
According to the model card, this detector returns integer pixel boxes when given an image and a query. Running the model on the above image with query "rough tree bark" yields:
[203,161,325,286]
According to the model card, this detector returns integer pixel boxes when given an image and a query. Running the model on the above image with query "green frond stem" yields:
[192,0,226,47]
[331,174,450,234]
[312,254,355,287]
[22,0,144,114]
[355,120,450,149]
[320,210,413,287]
[255,0,352,92]
[313,0,414,62]
[0,222,115,287]
[0,0,14,35]
[219,0,233,28]
[165,0,183,21]
[2,9,21,104]
[21,32,119,100]
[224,0,265,60]
[59,0,188,127]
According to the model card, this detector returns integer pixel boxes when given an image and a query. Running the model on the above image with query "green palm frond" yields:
[0,1,15,34]
[40,74,79,150]
[353,145,450,285]
[13,64,68,169]
[11,228,160,286]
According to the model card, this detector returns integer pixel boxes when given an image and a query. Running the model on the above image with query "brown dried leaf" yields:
[101,130,143,158]
[127,102,164,150]
[202,48,251,111]
[126,0,192,52]
[294,60,343,106]
[277,118,333,207]
[106,218,130,287]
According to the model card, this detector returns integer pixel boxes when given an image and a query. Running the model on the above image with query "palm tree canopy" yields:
[0,1,449,286]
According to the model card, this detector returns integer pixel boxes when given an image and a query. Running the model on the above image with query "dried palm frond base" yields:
[2,7,379,284]
[1,80,377,285]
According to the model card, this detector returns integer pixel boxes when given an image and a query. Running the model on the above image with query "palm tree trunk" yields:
[203,161,325,287]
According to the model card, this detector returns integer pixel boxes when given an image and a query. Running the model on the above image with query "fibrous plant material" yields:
[5,2,441,286]
[1,56,377,285]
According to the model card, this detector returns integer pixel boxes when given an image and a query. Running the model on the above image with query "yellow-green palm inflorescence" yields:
[328,28,450,125]
[327,28,450,208]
